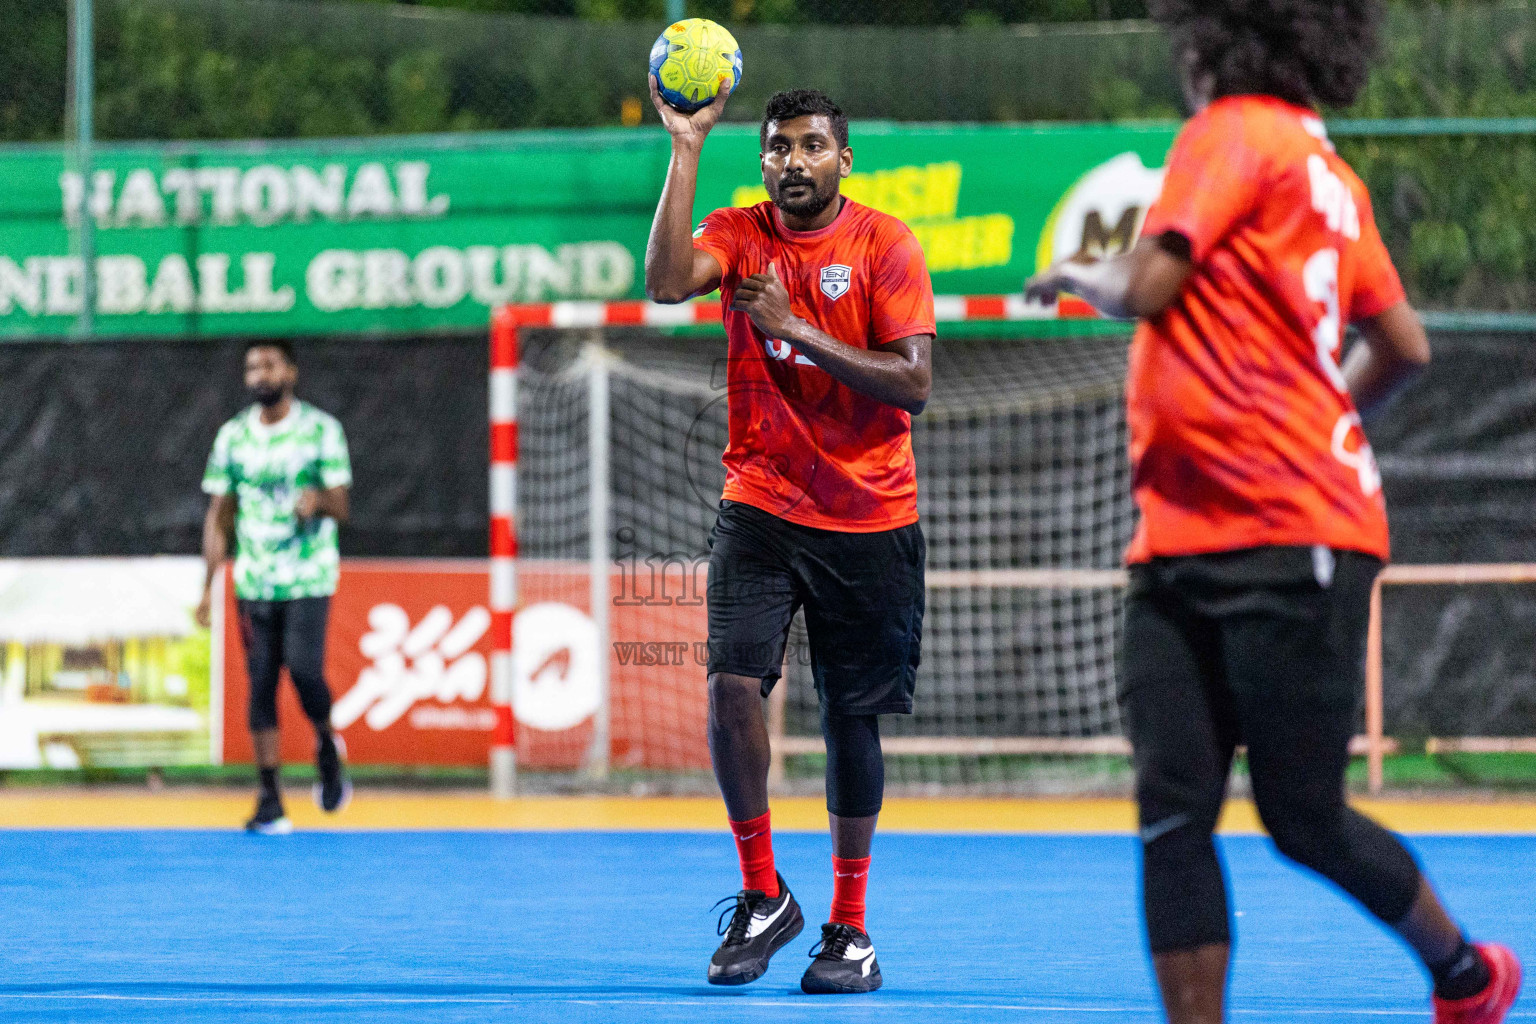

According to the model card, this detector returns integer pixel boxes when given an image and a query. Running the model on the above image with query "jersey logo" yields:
[819,264,851,300]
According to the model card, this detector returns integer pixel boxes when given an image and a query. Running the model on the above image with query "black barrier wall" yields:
[0,333,488,558]
[1371,331,1536,740]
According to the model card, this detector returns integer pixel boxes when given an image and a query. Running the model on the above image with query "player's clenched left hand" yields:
[1024,255,1095,305]
[731,262,802,340]
[294,488,323,520]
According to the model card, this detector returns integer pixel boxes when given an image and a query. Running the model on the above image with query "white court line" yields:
[2,992,1528,1018]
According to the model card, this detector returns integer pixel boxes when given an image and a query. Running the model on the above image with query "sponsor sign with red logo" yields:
[221,561,494,766]
[220,559,709,768]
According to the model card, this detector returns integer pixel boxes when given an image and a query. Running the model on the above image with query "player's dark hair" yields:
[760,89,849,150]
[245,337,296,366]
[1149,0,1383,109]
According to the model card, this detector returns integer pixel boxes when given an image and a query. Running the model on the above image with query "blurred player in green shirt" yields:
[197,339,353,834]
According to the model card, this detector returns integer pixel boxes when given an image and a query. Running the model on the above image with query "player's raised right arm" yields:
[645,74,729,304]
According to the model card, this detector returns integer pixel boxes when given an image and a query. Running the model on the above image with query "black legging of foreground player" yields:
[1124,550,1422,954]
[238,596,335,732]
[822,708,885,819]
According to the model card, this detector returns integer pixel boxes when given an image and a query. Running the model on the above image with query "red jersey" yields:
[1126,95,1406,564]
[692,199,936,532]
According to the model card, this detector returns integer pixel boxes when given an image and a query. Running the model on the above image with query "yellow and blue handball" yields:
[649,18,742,113]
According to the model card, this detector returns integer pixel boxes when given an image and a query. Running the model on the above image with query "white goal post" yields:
[1365,563,1536,792]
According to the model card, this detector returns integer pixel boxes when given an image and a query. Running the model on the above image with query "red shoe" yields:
[1434,944,1523,1024]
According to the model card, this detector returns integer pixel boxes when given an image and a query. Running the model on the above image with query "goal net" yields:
[491,300,1138,795]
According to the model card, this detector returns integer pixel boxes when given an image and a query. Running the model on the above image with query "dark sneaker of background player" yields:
[801,923,881,994]
[314,733,352,814]
[708,872,804,985]
[244,785,291,836]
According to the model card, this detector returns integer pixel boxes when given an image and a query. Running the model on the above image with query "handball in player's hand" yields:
[648,18,742,113]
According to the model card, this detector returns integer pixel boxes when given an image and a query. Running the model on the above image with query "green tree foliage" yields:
[362,0,1148,23]
[1336,5,1536,308]
[0,0,67,140]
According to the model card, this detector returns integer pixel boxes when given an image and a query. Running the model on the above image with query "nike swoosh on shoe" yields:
[746,897,790,939]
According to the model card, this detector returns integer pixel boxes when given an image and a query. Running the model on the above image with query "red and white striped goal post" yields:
[487,298,1536,798]
[488,306,519,797]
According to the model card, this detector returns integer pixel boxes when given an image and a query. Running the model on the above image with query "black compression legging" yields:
[822,708,884,818]
[238,596,334,732]
[1124,552,1421,953]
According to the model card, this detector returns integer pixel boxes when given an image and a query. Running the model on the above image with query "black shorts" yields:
[706,499,925,715]
[1121,545,1384,803]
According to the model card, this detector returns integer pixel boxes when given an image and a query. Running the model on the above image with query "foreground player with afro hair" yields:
[1029,1,1522,1022]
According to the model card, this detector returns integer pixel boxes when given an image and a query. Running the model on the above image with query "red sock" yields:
[830,855,871,932]
[729,811,778,897]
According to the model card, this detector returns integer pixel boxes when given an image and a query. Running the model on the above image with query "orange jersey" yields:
[1126,95,1406,564]
[692,199,936,532]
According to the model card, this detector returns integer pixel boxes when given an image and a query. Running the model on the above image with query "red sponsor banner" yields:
[222,561,495,766]
[221,559,709,769]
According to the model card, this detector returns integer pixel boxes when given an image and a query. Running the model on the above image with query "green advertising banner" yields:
[0,123,1179,340]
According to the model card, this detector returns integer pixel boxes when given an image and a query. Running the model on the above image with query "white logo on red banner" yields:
[332,603,490,731]
[511,602,600,732]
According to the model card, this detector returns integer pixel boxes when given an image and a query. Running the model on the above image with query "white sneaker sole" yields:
[247,816,293,836]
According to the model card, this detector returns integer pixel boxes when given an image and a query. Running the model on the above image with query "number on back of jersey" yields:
[1303,247,1348,393]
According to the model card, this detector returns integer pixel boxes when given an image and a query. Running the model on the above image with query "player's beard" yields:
[248,382,286,407]
[769,172,838,219]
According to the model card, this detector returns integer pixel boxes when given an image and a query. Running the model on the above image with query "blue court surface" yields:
[0,830,1531,1023]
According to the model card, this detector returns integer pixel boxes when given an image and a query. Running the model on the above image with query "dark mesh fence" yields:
[1373,331,1536,739]
[0,332,488,558]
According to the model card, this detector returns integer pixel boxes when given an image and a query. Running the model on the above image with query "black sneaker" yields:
[707,872,804,986]
[244,790,292,835]
[314,734,352,813]
[801,923,882,994]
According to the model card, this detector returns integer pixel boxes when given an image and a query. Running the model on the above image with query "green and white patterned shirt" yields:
[202,400,352,601]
